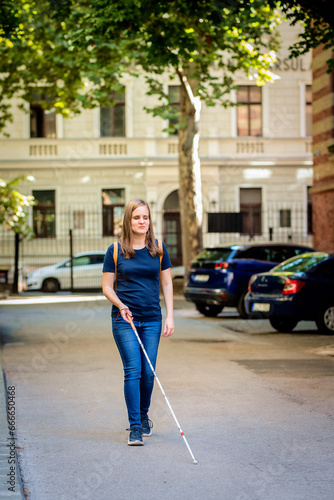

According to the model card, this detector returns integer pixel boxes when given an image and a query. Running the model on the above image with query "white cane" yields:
[127,315,198,465]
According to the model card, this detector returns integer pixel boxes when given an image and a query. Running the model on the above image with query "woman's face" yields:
[131,205,150,236]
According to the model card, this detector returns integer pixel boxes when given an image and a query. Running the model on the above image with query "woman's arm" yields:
[102,272,133,322]
[160,268,174,337]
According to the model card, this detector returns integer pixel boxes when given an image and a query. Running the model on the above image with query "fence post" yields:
[12,233,20,294]
[69,228,74,292]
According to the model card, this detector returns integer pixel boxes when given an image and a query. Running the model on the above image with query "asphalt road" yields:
[1,295,334,500]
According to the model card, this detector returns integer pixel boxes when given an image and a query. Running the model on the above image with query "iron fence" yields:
[0,205,314,291]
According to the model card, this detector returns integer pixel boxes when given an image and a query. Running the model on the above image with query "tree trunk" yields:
[178,78,203,270]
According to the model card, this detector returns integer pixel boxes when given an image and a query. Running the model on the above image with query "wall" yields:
[310,45,334,251]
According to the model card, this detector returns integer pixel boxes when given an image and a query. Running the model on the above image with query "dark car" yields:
[184,243,314,317]
[245,252,334,334]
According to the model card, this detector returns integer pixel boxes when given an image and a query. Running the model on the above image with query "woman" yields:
[102,199,174,446]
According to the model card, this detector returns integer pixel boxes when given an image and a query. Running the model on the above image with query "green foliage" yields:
[0,0,283,134]
[269,1,334,72]
[0,0,20,37]
[0,176,36,238]
[2,1,333,132]
[0,0,130,134]
[74,0,282,111]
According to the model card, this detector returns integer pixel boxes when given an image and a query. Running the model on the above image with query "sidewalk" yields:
[1,294,334,499]
[0,353,23,499]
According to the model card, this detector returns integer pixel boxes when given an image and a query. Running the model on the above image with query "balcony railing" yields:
[0,137,312,162]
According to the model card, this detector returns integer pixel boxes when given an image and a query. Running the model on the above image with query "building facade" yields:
[310,45,334,252]
[0,22,313,275]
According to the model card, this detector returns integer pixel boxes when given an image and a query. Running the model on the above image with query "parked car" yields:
[26,251,105,292]
[183,244,314,317]
[245,252,334,334]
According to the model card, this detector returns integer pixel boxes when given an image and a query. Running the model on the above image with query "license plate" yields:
[252,303,270,312]
[193,274,210,282]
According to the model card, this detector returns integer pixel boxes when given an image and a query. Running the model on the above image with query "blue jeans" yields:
[112,317,162,428]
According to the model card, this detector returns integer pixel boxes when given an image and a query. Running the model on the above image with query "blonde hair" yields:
[120,199,163,259]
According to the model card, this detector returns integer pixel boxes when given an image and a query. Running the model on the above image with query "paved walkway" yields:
[0,292,111,500]
[0,353,23,499]
[1,293,333,500]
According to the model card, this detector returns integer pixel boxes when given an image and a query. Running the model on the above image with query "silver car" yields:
[26,251,105,292]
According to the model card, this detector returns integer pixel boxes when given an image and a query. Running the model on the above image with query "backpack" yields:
[113,240,163,289]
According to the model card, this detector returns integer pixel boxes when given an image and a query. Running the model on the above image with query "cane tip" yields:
[193,460,198,465]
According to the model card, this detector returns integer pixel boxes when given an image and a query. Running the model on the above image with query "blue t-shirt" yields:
[103,242,172,321]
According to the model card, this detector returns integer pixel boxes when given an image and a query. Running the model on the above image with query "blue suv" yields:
[183,243,314,317]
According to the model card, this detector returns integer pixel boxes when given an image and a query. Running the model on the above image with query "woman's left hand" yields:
[162,317,174,337]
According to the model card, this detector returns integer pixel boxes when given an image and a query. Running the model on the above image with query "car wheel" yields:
[316,305,334,334]
[237,290,248,319]
[195,304,224,317]
[269,317,298,333]
[42,278,60,293]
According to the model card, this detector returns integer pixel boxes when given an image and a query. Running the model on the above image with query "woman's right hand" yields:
[120,306,133,323]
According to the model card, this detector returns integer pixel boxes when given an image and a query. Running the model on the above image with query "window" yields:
[237,86,262,136]
[33,190,56,238]
[192,248,234,265]
[262,246,290,263]
[275,254,328,273]
[306,84,312,137]
[73,255,91,267]
[240,188,262,235]
[102,189,125,237]
[100,88,126,137]
[93,254,105,265]
[279,209,291,228]
[30,93,56,138]
[168,85,181,135]
[316,260,334,278]
[62,254,105,267]
[30,105,56,138]
[237,246,263,260]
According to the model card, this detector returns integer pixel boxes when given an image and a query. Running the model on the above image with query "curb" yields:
[0,352,24,499]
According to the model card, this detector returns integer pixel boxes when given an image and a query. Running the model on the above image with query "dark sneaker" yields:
[127,428,144,446]
[141,416,153,437]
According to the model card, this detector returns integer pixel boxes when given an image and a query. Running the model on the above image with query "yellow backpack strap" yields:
[158,239,163,281]
[113,241,119,288]
[158,239,163,268]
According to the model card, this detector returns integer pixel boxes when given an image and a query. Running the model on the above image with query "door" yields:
[163,213,182,266]
[240,188,262,235]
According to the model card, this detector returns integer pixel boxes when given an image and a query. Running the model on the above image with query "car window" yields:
[264,247,291,262]
[313,259,334,278]
[192,248,234,263]
[290,247,313,257]
[273,253,329,273]
[235,246,263,260]
[58,259,70,268]
[73,256,91,267]
[93,255,105,264]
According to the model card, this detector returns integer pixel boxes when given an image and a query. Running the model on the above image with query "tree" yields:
[280,0,334,27]
[69,0,283,267]
[0,0,126,134]
[0,0,282,267]
[0,175,36,292]
[269,1,334,70]
[0,175,35,237]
